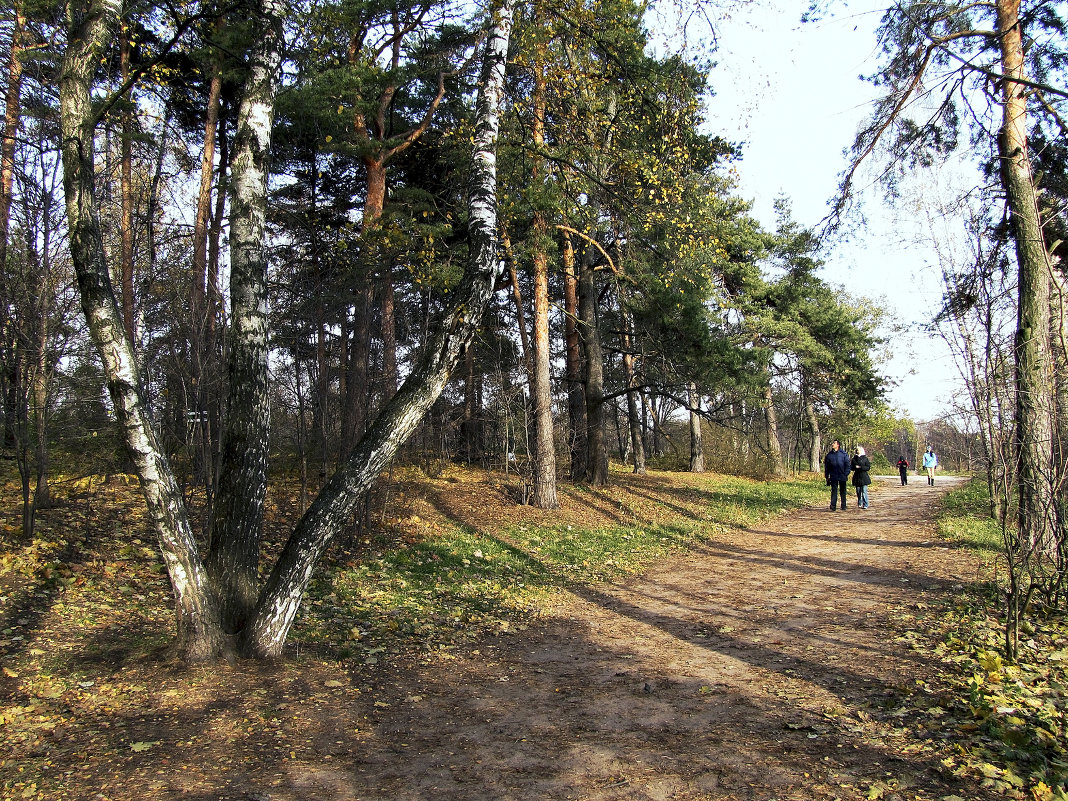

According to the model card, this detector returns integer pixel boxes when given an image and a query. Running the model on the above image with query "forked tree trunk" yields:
[64,0,516,662]
[240,0,516,657]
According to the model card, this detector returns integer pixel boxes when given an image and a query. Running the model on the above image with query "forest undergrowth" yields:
[922,480,1068,799]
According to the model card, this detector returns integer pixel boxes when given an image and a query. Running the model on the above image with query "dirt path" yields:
[266,475,989,801]
[8,476,989,801]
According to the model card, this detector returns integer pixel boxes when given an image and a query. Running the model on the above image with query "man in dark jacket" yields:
[896,456,909,486]
[824,440,852,511]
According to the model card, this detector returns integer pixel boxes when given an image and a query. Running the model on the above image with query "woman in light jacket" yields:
[922,447,938,485]
[851,446,872,510]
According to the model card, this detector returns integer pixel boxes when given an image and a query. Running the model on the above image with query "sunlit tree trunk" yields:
[529,67,557,508]
[60,0,222,660]
[763,382,784,475]
[242,0,515,656]
[998,0,1056,554]
[206,0,286,636]
[119,30,135,345]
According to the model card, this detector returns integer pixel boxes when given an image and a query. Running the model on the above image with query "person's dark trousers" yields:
[830,480,848,509]
[899,469,907,486]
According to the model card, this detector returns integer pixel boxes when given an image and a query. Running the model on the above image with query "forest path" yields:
[312,474,992,801]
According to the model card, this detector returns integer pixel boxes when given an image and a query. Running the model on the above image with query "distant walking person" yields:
[896,455,909,486]
[851,446,872,509]
[824,440,852,511]
[922,447,938,485]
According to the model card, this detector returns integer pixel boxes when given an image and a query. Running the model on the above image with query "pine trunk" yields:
[0,4,25,453]
[529,69,557,508]
[578,250,607,485]
[804,398,822,473]
[998,0,1056,552]
[763,382,784,475]
[562,234,587,480]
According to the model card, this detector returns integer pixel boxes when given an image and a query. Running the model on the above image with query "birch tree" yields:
[59,0,517,660]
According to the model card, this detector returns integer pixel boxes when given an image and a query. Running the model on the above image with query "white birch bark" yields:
[59,0,221,660]
[241,0,517,657]
[208,0,285,634]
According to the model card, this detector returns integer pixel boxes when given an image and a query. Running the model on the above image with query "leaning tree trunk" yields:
[118,31,136,345]
[998,0,1056,554]
[59,0,222,660]
[240,0,517,657]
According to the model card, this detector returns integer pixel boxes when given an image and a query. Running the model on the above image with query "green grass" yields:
[936,478,1004,555]
[298,473,826,659]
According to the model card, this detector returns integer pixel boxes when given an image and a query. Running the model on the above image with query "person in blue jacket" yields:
[922,446,938,485]
[824,439,852,511]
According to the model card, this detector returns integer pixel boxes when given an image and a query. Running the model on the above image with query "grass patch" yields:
[292,469,826,659]
[936,477,1003,556]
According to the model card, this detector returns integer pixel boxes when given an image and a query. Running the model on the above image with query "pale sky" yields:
[692,0,967,422]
